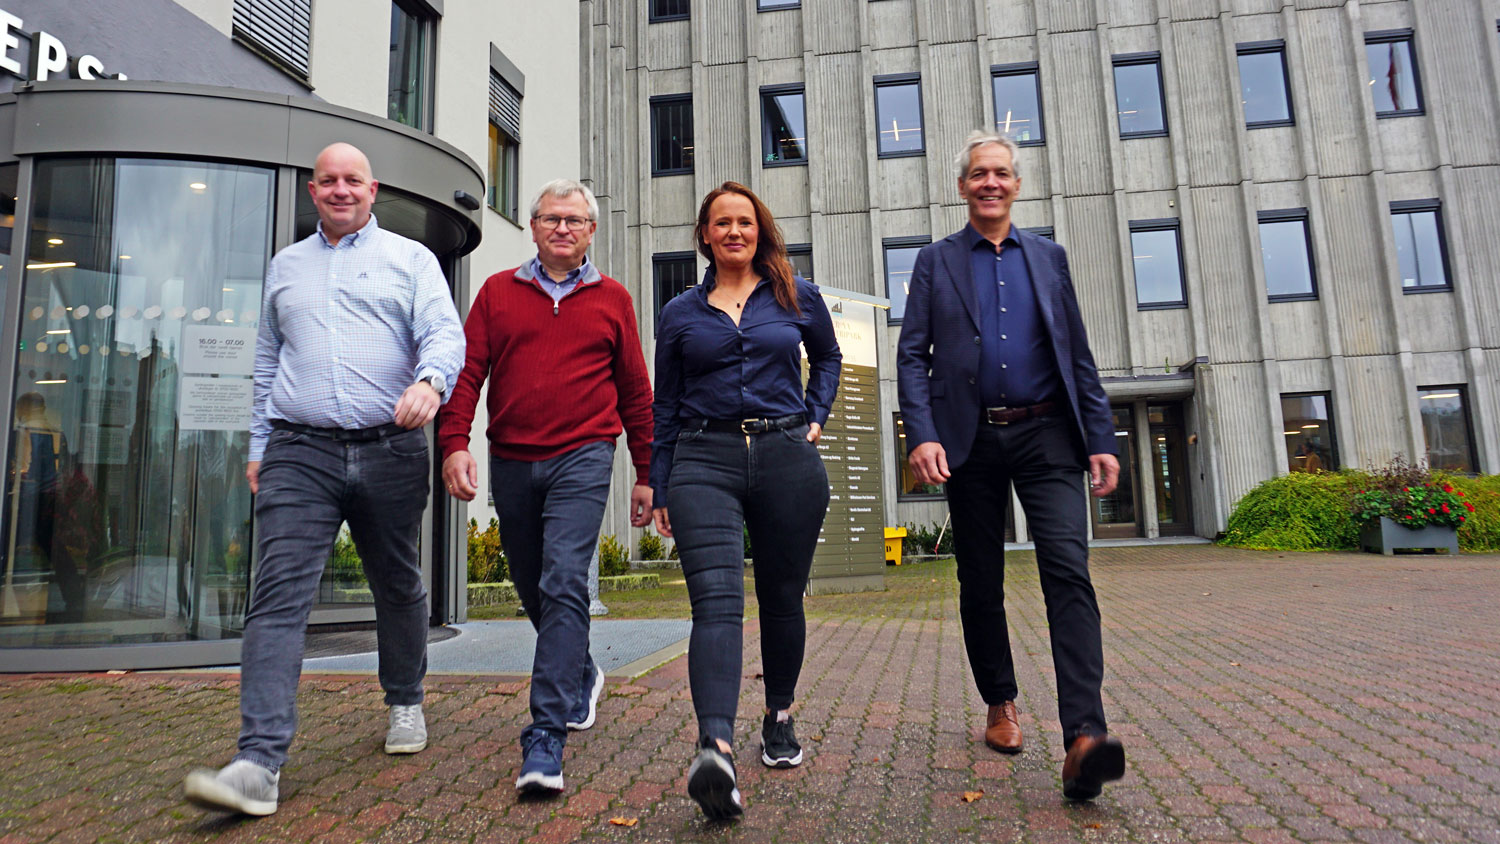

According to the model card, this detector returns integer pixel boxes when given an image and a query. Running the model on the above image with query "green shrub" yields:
[330,525,366,584]
[637,529,666,561]
[1221,470,1362,551]
[1444,473,1500,552]
[467,518,507,583]
[902,521,954,555]
[599,533,629,576]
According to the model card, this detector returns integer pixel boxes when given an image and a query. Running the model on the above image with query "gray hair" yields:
[953,130,1021,181]
[528,178,599,221]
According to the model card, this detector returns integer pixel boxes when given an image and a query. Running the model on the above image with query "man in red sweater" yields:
[437,179,653,795]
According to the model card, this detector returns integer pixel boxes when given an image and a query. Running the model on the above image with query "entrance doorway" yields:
[1089,401,1195,539]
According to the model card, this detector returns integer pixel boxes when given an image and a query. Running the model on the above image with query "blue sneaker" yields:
[566,663,605,731]
[515,731,565,795]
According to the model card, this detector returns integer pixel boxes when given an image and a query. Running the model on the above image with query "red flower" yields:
[1465,502,1476,512]
[1443,485,1454,493]
[1404,514,1413,519]
[1428,508,1436,515]
[1460,515,1466,522]
[1404,487,1410,492]
[1458,491,1466,497]
[1441,504,1450,513]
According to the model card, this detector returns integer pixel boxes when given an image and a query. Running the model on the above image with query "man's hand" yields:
[908,441,951,486]
[806,422,823,443]
[442,451,479,501]
[246,460,260,494]
[630,484,653,527]
[394,381,441,429]
[652,507,673,538]
[1089,453,1120,498]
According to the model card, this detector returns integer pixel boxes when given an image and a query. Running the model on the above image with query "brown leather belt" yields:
[982,401,1057,426]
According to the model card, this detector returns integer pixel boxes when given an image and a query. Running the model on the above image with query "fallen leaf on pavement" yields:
[962,791,984,803]
[1229,661,1240,666]
[609,817,639,827]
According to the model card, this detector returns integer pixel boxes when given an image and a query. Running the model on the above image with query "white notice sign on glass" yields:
[182,326,256,376]
[179,377,253,431]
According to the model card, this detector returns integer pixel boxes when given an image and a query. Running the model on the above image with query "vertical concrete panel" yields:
[647,20,692,70]
[1061,194,1129,372]
[1318,177,1393,357]
[809,52,871,214]
[755,7,804,60]
[701,0,746,66]
[986,0,1038,39]
[1269,301,1331,360]
[1136,309,1195,373]
[1203,362,1276,512]
[1042,0,1098,34]
[805,0,863,55]
[816,212,876,297]
[1452,167,1500,346]
[869,0,918,49]
[1168,0,1218,20]
[1174,20,1240,187]
[1416,0,1500,167]
[1189,186,1259,363]
[696,64,751,182]
[1296,9,1369,178]
[919,0,976,44]
[1104,0,1154,28]
[925,42,985,180]
[1344,355,1411,466]
[1049,30,1113,196]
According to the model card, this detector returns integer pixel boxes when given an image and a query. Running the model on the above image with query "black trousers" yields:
[945,414,1108,746]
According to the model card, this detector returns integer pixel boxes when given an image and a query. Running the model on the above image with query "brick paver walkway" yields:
[3,545,1498,843]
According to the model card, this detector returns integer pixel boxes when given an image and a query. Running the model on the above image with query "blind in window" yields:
[490,72,522,140]
[233,0,313,79]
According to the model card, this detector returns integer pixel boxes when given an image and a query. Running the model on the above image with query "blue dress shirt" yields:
[250,214,466,460]
[529,254,592,304]
[967,223,1059,408]
[650,273,842,507]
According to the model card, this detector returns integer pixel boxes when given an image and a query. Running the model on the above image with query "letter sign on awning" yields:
[0,7,126,83]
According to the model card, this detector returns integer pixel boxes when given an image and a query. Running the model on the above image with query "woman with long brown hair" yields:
[650,181,841,820]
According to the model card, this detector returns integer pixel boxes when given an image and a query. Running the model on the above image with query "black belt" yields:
[690,414,806,434]
[982,402,1057,426]
[271,419,408,442]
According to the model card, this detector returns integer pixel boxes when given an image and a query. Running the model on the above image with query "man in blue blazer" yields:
[897,130,1125,801]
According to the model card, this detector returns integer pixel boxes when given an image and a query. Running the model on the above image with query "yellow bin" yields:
[884,527,908,565]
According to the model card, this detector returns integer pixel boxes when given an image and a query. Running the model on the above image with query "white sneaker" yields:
[184,759,279,816]
[385,704,428,754]
[566,664,606,731]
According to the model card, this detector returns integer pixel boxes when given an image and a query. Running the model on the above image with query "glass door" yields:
[1148,403,1193,536]
[1090,406,1140,539]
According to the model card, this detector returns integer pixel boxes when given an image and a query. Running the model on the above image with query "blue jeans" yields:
[491,441,613,745]
[668,424,829,745]
[235,427,431,772]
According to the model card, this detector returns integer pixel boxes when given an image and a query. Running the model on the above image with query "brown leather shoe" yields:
[1061,733,1125,801]
[984,701,1023,753]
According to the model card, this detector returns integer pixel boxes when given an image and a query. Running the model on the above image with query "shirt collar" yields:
[317,213,379,248]
[530,254,592,285]
[964,221,1019,252]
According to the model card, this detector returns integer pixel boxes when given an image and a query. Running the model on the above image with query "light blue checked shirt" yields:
[249,214,465,460]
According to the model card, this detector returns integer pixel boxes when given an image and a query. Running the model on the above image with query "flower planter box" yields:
[1359,517,1459,555]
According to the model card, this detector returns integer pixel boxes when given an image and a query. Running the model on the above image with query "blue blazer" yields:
[896,225,1117,470]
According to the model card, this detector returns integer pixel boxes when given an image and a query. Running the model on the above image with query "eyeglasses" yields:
[533,214,593,231]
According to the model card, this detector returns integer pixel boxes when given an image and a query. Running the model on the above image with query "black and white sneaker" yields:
[687,736,743,821]
[760,713,803,768]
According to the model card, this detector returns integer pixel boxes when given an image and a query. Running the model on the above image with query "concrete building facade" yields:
[580,0,1500,543]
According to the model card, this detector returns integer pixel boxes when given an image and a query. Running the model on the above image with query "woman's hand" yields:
[806,422,822,443]
[653,506,673,538]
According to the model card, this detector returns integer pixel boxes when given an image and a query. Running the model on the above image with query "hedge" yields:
[1221,469,1500,552]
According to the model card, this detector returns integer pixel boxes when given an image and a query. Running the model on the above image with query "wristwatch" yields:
[420,373,447,396]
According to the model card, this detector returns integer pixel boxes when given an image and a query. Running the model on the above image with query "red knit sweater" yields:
[437,267,653,483]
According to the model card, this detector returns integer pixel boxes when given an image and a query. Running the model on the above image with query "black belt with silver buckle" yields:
[271,419,408,442]
[691,414,807,434]
[982,402,1057,426]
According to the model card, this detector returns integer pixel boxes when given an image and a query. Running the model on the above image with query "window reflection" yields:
[883,239,926,322]
[893,414,942,499]
[1092,407,1138,536]
[2,158,274,645]
[875,79,924,156]
[1259,213,1316,299]
[1365,33,1422,116]
[1129,224,1185,307]
[1419,386,1476,474]
[1390,205,1449,290]
[1113,57,1167,137]
[1237,46,1292,127]
[1281,393,1337,473]
[992,68,1044,145]
[762,88,807,165]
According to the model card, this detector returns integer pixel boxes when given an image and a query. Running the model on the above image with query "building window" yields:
[1237,41,1293,128]
[758,0,799,9]
[786,243,813,280]
[894,414,943,499]
[1112,53,1167,138]
[1366,30,1424,117]
[883,237,928,322]
[650,95,695,175]
[488,67,522,221]
[388,1,436,131]
[1023,225,1054,240]
[761,86,808,166]
[874,75,924,157]
[653,251,697,324]
[1390,200,1450,292]
[1419,386,1478,474]
[650,0,689,21]
[1281,393,1338,472]
[1129,220,1186,309]
[991,63,1044,146]
[232,0,312,80]
[1258,208,1317,301]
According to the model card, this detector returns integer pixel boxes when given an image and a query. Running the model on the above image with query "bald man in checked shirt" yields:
[185,143,464,818]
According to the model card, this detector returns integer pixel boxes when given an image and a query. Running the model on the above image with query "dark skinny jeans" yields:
[668,423,830,746]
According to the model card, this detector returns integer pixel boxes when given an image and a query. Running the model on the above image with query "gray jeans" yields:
[235,426,430,772]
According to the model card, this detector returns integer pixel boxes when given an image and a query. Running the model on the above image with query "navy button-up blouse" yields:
[650,272,842,508]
